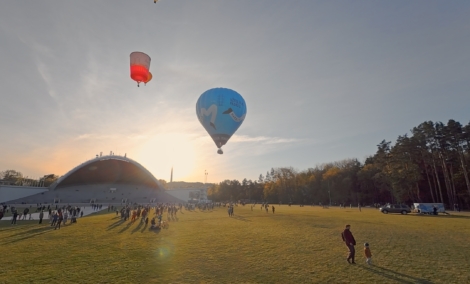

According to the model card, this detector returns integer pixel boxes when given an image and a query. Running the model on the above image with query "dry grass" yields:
[1,205,469,283]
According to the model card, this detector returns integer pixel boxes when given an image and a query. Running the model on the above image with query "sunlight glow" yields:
[136,133,197,181]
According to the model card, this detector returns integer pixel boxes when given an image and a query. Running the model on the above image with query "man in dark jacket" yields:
[11,210,18,225]
[23,208,29,220]
[342,224,356,264]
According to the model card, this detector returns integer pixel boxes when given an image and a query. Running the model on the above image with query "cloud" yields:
[74,133,117,140]
[35,55,57,99]
[127,134,149,140]
[74,133,151,141]
[230,135,303,144]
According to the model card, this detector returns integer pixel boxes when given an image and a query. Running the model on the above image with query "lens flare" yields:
[155,239,174,261]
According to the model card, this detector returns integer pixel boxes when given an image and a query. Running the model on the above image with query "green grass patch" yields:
[1,206,469,283]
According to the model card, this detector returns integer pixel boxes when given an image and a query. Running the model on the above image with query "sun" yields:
[135,133,197,181]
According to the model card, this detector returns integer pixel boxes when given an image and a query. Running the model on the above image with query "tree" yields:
[0,170,23,185]
[41,174,59,187]
[322,167,340,206]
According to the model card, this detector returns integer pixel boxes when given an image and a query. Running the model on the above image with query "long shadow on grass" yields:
[406,214,470,220]
[149,227,161,234]
[106,219,126,231]
[0,225,32,235]
[118,221,133,233]
[231,215,252,222]
[140,223,148,233]
[131,221,143,234]
[1,227,55,245]
[359,265,433,284]
[6,226,54,238]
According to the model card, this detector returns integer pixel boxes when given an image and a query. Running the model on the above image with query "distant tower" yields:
[170,167,173,183]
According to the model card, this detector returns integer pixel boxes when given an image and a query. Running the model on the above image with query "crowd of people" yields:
[47,205,83,229]
[115,203,184,230]
[1,203,86,227]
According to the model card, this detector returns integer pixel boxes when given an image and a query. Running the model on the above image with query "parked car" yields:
[379,204,411,214]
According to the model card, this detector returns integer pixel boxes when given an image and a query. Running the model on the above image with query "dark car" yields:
[379,204,411,214]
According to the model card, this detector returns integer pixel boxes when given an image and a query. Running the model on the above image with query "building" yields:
[165,181,212,203]
[1,155,181,204]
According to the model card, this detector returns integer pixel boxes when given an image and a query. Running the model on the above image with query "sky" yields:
[1,1,469,184]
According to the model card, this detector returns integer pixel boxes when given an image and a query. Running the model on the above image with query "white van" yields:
[413,203,445,214]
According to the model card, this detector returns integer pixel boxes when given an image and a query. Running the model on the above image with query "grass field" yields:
[1,205,469,284]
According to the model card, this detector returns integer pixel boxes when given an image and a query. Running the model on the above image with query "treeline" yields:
[208,120,470,209]
[0,170,58,187]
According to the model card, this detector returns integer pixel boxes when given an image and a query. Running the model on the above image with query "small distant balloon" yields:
[196,88,247,154]
[130,52,151,87]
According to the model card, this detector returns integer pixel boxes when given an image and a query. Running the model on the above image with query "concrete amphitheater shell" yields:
[3,156,186,204]
[49,156,163,191]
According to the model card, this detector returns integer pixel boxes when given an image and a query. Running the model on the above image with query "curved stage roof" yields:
[50,156,162,190]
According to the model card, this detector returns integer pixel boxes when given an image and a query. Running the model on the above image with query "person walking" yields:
[11,210,18,225]
[39,210,44,224]
[51,212,58,226]
[364,243,372,265]
[55,210,63,230]
[23,208,29,220]
[341,224,357,264]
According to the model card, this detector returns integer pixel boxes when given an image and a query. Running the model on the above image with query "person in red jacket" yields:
[342,224,356,264]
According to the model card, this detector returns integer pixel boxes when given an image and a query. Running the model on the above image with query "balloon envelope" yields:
[144,72,153,84]
[130,65,149,83]
[130,52,151,84]
[196,88,247,152]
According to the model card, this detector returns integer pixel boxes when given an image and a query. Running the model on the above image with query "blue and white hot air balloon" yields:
[196,88,247,154]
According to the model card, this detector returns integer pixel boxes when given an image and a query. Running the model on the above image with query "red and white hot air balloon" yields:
[130,52,151,87]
